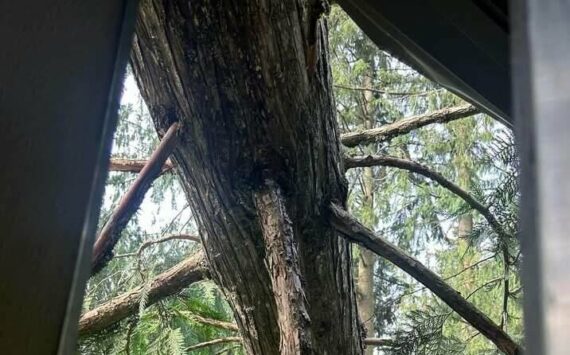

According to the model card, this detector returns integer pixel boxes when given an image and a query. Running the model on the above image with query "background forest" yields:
[79,7,523,354]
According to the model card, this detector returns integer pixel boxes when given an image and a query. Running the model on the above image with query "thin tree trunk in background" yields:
[456,162,473,240]
[130,1,362,353]
[356,247,376,353]
[356,72,377,355]
[456,161,476,294]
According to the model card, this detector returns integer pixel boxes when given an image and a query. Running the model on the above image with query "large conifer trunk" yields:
[130,0,363,353]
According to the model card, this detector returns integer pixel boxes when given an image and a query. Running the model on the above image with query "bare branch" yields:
[137,234,200,256]
[363,338,395,348]
[328,203,521,355]
[334,84,436,97]
[344,155,511,240]
[115,234,200,259]
[186,337,242,352]
[386,254,497,306]
[91,122,180,274]
[185,312,239,332]
[340,104,478,147]
[79,251,208,336]
[189,314,239,332]
[109,158,174,174]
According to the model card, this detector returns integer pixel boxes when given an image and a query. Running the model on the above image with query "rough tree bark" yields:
[130,0,362,353]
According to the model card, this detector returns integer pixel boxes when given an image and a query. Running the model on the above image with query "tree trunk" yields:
[356,72,377,355]
[130,1,362,354]
[356,248,376,354]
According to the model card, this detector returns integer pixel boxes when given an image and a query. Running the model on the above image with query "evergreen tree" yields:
[78,5,522,354]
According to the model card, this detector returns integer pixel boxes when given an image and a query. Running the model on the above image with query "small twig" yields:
[385,254,496,306]
[137,234,200,258]
[178,312,238,332]
[185,337,242,352]
[334,84,438,97]
[124,320,136,355]
[345,155,513,242]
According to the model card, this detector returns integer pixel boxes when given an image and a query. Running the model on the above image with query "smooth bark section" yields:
[344,155,510,240]
[340,104,477,147]
[91,123,180,273]
[328,203,521,355]
[254,180,313,354]
[79,251,208,336]
[109,158,174,174]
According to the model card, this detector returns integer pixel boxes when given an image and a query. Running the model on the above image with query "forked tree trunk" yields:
[130,0,362,354]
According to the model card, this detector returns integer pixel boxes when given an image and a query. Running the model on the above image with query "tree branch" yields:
[137,234,200,256]
[328,203,521,355]
[340,104,478,147]
[114,234,200,259]
[185,337,242,352]
[91,122,180,274]
[363,338,395,348]
[109,158,174,174]
[344,155,511,240]
[79,251,208,336]
[189,314,239,332]
[333,84,435,97]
